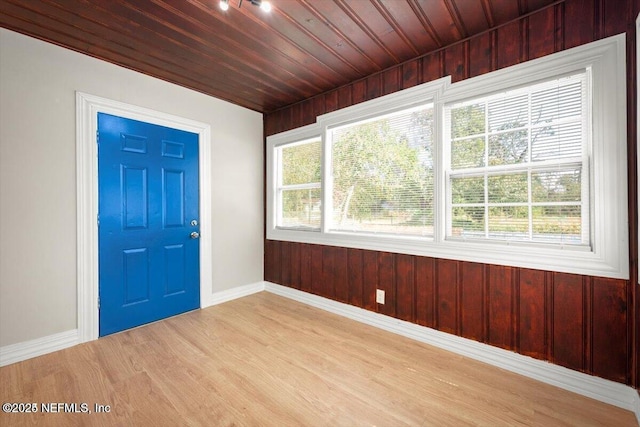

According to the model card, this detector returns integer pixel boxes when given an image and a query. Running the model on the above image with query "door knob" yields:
[190,231,200,239]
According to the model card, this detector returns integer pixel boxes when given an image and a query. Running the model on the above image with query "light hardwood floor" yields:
[1,292,637,426]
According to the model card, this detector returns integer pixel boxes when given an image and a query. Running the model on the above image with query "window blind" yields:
[446,71,589,245]
[277,139,322,230]
[328,104,434,236]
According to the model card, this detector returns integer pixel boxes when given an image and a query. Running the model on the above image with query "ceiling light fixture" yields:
[219,0,272,13]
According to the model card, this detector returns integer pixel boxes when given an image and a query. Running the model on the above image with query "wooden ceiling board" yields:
[258,2,370,81]
[308,0,396,70]
[442,0,469,38]
[2,0,283,110]
[414,0,463,45]
[0,0,559,113]
[524,0,558,13]
[140,0,350,107]
[451,0,490,36]
[378,0,439,54]
[127,1,327,101]
[369,0,422,58]
[150,1,330,101]
[335,0,416,65]
[276,1,383,77]
[483,0,522,26]
[66,1,286,98]
[249,6,363,85]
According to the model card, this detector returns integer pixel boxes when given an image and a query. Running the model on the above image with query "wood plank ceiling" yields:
[0,0,558,113]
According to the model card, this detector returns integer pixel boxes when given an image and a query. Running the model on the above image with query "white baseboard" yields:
[0,329,79,367]
[1,282,267,367]
[264,281,640,421]
[3,282,638,424]
[201,281,265,308]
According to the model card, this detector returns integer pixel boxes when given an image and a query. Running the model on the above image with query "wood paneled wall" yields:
[264,0,639,387]
[265,241,629,383]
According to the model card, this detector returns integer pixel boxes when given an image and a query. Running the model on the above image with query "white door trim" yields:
[76,92,213,342]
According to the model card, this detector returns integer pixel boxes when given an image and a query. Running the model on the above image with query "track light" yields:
[256,0,272,12]
[219,0,272,13]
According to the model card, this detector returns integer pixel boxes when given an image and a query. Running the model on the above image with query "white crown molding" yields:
[264,282,640,419]
[0,330,79,367]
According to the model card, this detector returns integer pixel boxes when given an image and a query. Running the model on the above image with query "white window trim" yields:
[323,100,439,238]
[266,34,628,280]
[444,71,591,246]
[274,136,322,231]
[267,124,324,236]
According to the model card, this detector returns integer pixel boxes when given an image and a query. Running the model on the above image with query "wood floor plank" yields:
[0,292,636,426]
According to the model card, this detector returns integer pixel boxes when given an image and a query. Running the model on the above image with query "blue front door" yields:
[98,113,200,336]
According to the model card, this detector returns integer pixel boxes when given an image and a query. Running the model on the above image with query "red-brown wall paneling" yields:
[264,239,280,284]
[415,256,436,329]
[395,254,415,323]
[459,262,485,342]
[592,277,629,382]
[300,243,312,293]
[551,273,586,372]
[488,265,517,351]
[362,250,379,312]
[401,60,420,90]
[518,269,547,359]
[526,5,557,60]
[435,259,458,335]
[347,249,364,307]
[444,42,468,82]
[468,31,494,78]
[280,241,291,288]
[264,0,637,387]
[377,252,396,318]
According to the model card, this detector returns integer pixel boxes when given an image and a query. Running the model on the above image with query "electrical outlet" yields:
[376,289,385,304]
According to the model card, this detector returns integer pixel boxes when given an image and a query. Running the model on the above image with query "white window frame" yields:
[267,124,324,241]
[444,71,591,246]
[266,34,628,280]
[325,101,437,238]
[274,136,322,231]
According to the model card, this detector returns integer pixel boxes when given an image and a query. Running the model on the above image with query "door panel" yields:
[98,113,200,336]
[163,169,185,227]
[122,166,148,229]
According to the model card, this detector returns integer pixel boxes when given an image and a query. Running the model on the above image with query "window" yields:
[446,72,590,246]
[276,138,322,230]
[327,104,434,237]
[266,34,628,279]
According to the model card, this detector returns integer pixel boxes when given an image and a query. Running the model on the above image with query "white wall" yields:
[0,29,264,347]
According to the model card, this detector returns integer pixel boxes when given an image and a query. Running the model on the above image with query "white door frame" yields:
[75,92,213,342]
